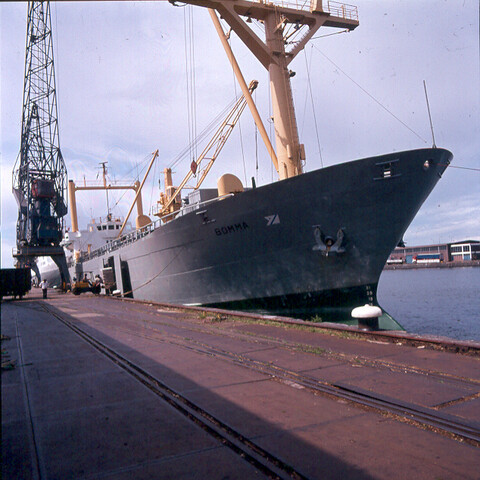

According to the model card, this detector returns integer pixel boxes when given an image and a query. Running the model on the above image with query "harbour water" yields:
[377,267,480,342]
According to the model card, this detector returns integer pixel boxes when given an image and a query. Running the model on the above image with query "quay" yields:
[2,289,479,479]
[384,260,480,270]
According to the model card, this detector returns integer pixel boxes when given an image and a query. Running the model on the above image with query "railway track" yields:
[153,312,480,387]
[40,303,307,480]
[42,302,480,454]
[106,301,480,391]
[112,297,480,356]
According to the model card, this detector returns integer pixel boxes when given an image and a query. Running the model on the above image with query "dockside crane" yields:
[12,1,70,288]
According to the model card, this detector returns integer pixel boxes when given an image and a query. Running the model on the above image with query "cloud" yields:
[405,193,480,244]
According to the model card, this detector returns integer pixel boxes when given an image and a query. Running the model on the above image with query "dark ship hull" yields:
[70,147,452,323]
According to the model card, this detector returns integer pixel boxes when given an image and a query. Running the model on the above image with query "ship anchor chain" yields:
[312,226,346,256]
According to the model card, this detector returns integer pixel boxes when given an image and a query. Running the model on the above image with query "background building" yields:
[388,240,480,265]
[449,241,480,262]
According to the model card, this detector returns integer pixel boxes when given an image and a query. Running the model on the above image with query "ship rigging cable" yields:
[108,153,154,213]
[227,32,248,186]
[106,90,247,213]
[168,95,241,170]
[313,45,428,144]
[184,5,198,163]
[113,245,186,298]
[303,48,324,168]
[442,165,480,172]
[115,152,152,185]
[148,159,158,215]
[311,29,349,40]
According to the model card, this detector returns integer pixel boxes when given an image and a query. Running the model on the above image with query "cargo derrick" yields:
[12,1,70,288]
[169,0,358,180]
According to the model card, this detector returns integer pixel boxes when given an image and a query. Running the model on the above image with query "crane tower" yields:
[12,1,69,287]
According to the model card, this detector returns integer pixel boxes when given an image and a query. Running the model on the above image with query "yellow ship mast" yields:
[170,0,359,180]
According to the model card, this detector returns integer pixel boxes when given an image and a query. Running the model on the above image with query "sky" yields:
[1,0,479,268]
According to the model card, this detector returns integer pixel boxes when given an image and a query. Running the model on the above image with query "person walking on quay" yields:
[40,279,48,299]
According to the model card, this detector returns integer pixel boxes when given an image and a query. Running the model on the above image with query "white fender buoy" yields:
[351,304,382,319]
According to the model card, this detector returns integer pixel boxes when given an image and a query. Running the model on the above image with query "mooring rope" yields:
[112,244,186,298]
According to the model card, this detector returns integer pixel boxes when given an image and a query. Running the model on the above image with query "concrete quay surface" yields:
[2,289,479,479]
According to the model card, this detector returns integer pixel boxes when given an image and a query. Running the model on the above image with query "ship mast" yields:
[171,0,359,180]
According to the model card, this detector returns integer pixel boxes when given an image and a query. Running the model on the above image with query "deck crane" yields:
[169,0,359,180]
[156,80,259,220]
[12,1,70,288]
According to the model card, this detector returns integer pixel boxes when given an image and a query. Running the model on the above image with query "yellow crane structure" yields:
[155,80,259,220]
[169,0,359,180]
[68,161,152,235]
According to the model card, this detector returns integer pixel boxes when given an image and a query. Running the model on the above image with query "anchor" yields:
[312,226,345,256]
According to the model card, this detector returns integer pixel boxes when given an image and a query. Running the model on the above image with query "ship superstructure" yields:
[36,214,133,287]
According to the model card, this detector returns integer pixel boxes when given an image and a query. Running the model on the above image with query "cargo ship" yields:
[38,1,452,327]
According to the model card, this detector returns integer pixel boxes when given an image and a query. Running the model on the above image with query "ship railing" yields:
[175,193,234,218]
[258,0,312,12]
[323,1,358,20]
[253,1,358,21]
[81,193,234,262]
[151,193,233,218]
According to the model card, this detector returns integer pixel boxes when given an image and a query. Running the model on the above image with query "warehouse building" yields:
[449,240,480,262]
[387,240,480,264]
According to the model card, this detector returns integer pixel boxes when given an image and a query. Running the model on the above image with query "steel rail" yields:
[14,312,43,480]
[107,295,480,356]
[76,305,480,445]
[153,332,480,444]
[104,303,480,388]
[42,302,480,446]
[40,303,307,480]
